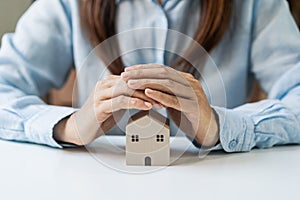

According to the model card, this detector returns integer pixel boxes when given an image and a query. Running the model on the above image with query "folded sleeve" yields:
[211,0,300,152]
[0,0,77,148]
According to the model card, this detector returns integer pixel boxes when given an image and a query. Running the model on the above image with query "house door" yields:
[145,156,151,166]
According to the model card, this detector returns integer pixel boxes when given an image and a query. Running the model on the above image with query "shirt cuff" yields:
[24,106,77,148]
[212,106,255,152]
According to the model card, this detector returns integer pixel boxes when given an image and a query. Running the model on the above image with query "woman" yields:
[0,0,299,152]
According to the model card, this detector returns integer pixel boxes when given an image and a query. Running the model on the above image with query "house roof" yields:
[128,110,170,128]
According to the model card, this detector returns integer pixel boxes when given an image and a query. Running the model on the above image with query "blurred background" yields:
[0,0,300,105]
[0,0,32,44]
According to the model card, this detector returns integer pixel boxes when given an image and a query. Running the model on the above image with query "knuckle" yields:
[130,98,137,105]
[164,79,173,88]
[182,73,195,82]
[186,73,195,79]
[167,66,176,74]
[171,97,179,106]
[96,80,104,89]
[160,68,169,76]
[116,95,126,104]
[105,75,116,80]
[191,79,198,84]
[195,80,202,89]
[126,88,135,97]
[134,70,142,77]
[96,79,112,89]
[137,79,144,86]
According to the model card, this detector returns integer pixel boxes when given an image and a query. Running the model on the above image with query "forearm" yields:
[0,95,77,148]
[213,98,300,152]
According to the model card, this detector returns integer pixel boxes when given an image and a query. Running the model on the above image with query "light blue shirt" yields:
[0,0,300,152]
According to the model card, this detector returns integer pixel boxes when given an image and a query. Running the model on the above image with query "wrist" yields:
[53,114,84,146]
[195,109,220,147]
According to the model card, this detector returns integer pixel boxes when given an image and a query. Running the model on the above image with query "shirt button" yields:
[229,140,238,150]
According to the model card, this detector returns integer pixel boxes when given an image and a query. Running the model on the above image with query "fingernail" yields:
[128,80,138,85]
[146,88,153,94]
[144,102,152,108]
[121,72,128,78]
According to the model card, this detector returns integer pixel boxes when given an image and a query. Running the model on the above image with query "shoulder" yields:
[24,0,80,21]
[230,0,290,33]
[16,0,81,33]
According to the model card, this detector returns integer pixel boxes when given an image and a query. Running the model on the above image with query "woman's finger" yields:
[121,66,191,86]
[100,95,153,113]
[103,74,121,80]
[97,79,159,106]
[126,64,196,82]
[95,76,121,91]
[127,79,194,99]
[124,64,162,72]
[145,88,198,113]
[95,76,163,107]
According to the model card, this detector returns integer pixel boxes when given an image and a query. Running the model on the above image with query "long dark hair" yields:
[80,0,233,76]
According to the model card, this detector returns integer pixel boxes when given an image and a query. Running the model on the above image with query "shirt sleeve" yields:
[0,0,77,148]
[212,0,300,152]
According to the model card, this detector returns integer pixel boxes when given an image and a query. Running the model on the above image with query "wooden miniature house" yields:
[126,110,170,166]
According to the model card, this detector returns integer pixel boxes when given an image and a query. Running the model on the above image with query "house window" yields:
[156,134,164,142]
[131,135,139,142]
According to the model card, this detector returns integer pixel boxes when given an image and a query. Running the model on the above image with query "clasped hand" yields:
[54,64,219,147]
[121,64,219,147]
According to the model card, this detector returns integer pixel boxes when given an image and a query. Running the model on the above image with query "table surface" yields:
[0,135,299,200]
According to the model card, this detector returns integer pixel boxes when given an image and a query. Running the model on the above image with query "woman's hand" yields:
[54,75,158,146]
[121,64,219,147]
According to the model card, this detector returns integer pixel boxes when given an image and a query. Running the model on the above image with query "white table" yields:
[0,136,299,200]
